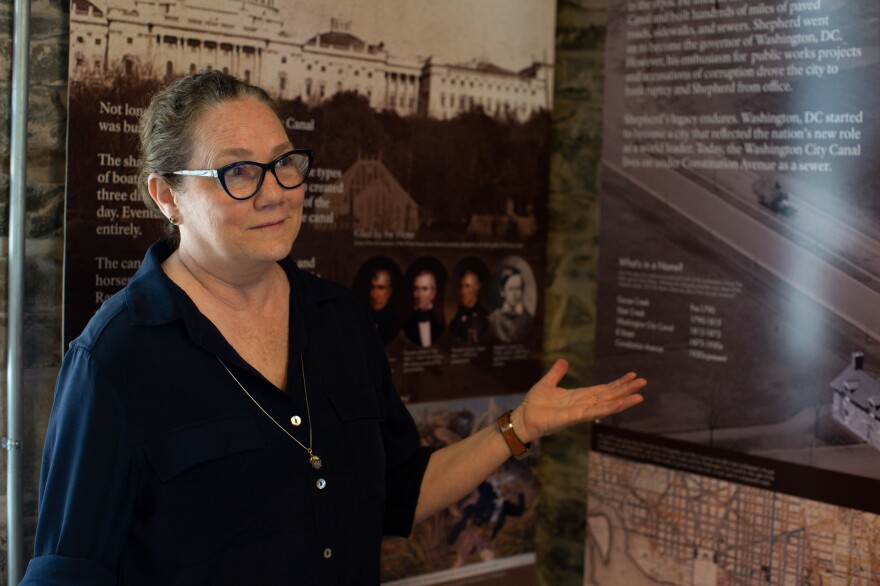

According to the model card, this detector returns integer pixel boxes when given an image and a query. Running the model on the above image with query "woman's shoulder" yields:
[71,240,179,354]
[69,289,135,354]
[69,276,181,367]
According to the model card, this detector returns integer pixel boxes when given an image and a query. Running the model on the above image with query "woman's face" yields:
[173,98,305,270]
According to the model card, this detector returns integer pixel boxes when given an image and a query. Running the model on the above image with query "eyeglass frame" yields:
[170,148,314,201]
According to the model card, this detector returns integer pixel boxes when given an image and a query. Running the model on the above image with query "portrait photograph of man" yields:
[352,257,403,345]
[449,258,491,345]
[403,258,447,347]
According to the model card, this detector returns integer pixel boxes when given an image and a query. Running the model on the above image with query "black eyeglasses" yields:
[172,149,313,201]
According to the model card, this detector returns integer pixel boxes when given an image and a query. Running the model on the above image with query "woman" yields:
[22,71,645,585]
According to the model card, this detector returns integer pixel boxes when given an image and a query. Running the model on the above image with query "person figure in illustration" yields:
[450,270,488,345]
[446,475,526,567]
[403,269,445,347]
[489,267,533,343]
[368,268,398,345]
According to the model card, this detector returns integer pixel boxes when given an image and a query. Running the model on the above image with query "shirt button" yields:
[290,415,302,426]
[316,478,327,490]
[323,547,332,559]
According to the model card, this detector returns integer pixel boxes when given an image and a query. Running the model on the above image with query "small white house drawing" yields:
[830,351,880,451]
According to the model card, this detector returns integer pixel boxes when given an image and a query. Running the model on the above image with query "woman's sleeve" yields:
[370,330,434,538]
[21,346,137,585]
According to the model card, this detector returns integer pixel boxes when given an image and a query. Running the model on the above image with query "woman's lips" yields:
[251,218,286,230]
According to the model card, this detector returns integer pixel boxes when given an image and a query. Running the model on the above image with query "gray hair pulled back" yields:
[138,71,278,236]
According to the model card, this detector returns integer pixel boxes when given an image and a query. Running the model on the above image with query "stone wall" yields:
[0,0,607,582]
[537,1,607,584]
[1,0,70,580]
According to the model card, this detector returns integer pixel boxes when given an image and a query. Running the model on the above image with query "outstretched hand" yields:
[512,359,646,444]
[413,359,645,523]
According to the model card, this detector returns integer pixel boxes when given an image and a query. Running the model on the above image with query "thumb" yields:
[540,359,569,388]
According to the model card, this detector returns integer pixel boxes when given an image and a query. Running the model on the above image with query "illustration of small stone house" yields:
[830,351,880,451]
[341,158,419,234]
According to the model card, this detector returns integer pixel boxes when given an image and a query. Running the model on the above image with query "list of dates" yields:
[613,256,742,363]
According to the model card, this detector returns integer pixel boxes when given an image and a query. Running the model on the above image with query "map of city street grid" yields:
[587,452,880,585]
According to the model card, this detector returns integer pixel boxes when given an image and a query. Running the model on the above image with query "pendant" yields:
[310,453,323,470]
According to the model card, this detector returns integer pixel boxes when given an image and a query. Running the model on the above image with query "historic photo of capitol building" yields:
[70,0,553,121]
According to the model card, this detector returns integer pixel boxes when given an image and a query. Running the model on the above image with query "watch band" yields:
[497,409,531,460]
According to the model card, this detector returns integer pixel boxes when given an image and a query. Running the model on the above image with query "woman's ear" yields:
[147,172,181,222]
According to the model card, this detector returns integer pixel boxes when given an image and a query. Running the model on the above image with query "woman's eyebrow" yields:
[213,142,293,161]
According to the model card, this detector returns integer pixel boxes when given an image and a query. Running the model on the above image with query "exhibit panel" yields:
[588,0,880,583]
[63,0,557,582]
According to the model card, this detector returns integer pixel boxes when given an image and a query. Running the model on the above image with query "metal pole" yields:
[5,0,32,579]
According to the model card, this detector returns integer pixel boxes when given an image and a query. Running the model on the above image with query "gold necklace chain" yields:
[217,355,322,470]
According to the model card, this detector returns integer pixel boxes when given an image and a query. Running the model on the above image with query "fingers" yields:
[583,391,644,423]
[522,366,646,437]
[565,372,646,408]
[609,371,639,387]
[607,373,647,396]
[615,392,645,411]
[573,374,646,421]
[605,383,645,413]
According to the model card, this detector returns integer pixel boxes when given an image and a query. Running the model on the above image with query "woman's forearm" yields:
[413,406,526,524]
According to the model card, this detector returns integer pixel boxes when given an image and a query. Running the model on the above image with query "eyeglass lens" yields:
[223,152,311,199]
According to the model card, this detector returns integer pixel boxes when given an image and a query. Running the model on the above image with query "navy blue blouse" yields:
[22,240,432,585]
